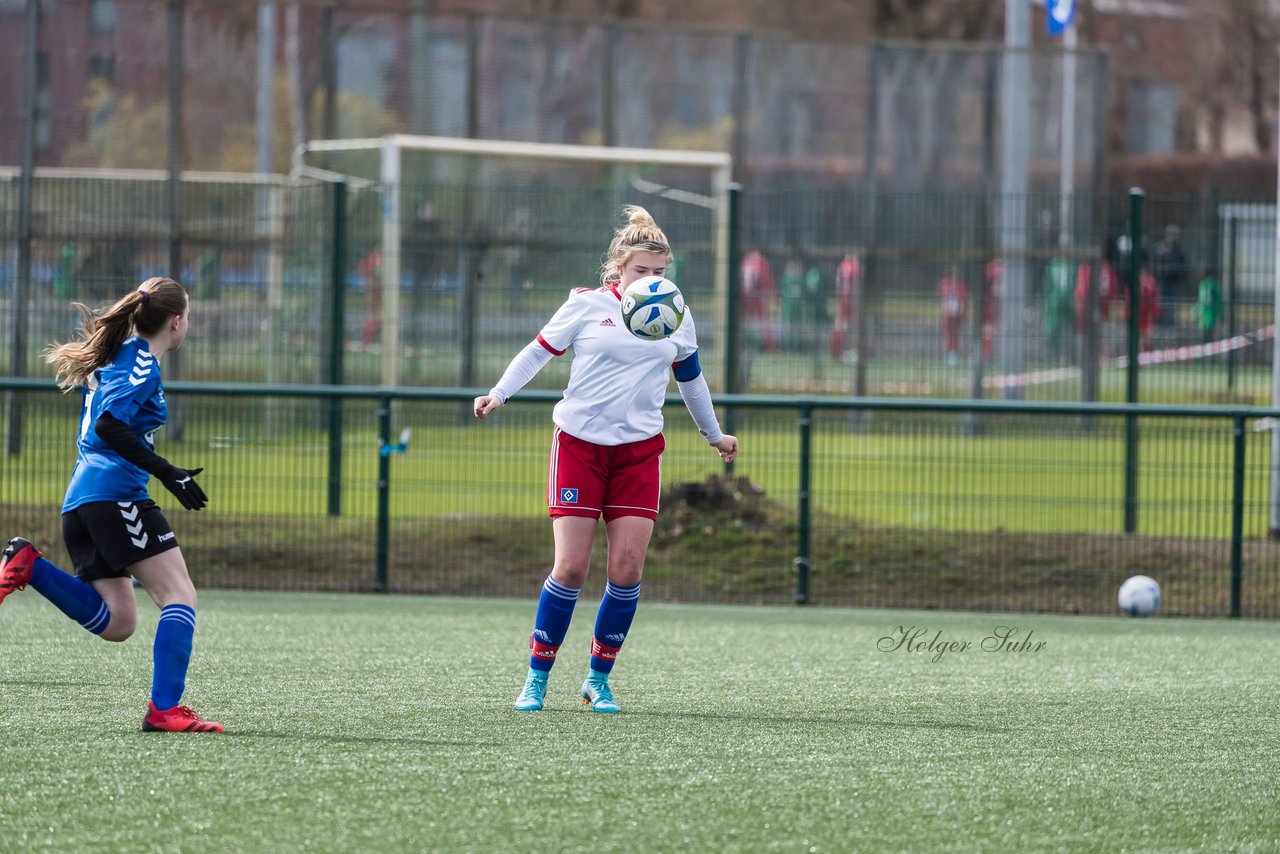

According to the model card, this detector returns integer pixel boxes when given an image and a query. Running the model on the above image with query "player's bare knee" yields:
[145,577,196,610]
[607,549,646,587]
[608,565,644,588]
[158,591,196,609]
[550,566,589,589]
[100,616,136,642]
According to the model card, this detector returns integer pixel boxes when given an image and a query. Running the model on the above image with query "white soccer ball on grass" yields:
[1118,574,1161,616]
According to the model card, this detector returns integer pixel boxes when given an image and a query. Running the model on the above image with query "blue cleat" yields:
[514,668,548,712]
[580,672,620,714]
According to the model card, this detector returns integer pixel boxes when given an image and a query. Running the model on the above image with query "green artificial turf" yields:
[1,590,1277,851]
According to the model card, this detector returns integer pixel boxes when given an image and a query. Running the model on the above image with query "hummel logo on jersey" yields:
[599,317,616,327]
[560,488,579,504]
[129,352,155,386]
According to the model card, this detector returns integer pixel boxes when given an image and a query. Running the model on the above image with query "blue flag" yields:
[1047,0,1075,36]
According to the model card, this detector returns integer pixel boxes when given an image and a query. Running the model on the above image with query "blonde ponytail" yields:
[598,205,674,287]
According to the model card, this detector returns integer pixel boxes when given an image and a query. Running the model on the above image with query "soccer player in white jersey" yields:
[0,277,223,732]
[474,205,739,713]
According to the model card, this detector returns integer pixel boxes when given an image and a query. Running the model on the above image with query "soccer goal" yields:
[293,134,733,388]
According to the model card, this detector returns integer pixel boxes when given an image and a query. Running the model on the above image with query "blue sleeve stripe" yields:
[671,351,701,382]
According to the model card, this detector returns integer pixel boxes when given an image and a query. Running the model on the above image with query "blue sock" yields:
[28,556,111,635]
[590,581,641,674]
[151,604,196,710]
[528,576,579,673]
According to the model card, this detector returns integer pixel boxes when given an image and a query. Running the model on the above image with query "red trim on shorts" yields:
[547,429,664,521]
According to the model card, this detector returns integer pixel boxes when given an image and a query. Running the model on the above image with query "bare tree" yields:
[874,0,1000,41]
[1184,0,1277,155]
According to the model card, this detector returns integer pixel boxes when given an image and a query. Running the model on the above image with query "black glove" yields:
[158,465,208,511]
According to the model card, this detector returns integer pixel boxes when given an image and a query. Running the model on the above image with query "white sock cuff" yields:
[604,581,641,601]
[543,576,581,601]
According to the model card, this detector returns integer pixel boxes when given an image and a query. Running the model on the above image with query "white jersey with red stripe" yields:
[536,285,699,446]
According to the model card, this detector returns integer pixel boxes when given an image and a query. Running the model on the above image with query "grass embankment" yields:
[6,475,1275,616]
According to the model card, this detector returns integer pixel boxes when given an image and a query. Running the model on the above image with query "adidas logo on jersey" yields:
[599,317,616,327]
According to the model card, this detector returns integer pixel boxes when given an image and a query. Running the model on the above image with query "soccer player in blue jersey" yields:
[474,206,738,713]
[0,277,222,733]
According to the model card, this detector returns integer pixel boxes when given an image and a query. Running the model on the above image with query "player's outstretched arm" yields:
[675,361,735,460]
[94,412,208,510]
[474,339,556,420]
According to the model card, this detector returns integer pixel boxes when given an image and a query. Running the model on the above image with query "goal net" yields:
[294,134,732,389]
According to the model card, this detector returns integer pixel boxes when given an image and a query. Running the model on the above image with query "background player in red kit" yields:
[831,252,860,359]
[740,248,778,353]
[474,205,738,714]
[937,267,969,366]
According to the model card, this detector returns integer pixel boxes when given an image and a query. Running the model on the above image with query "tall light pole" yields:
[1055,12,1078,252]
[997,0,1032,398]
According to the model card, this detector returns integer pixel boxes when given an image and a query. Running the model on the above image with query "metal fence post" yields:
[1227,216,1238,391]
[1230,413,1245,618]
[327,180,347,517]
[794,404,813,604]
[6,0,39,458]
[376,395,392,591]
[724,183,742,475]
[1124,187,1144,533]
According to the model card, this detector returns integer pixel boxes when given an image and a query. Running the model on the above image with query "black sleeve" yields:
[94,411,173,477]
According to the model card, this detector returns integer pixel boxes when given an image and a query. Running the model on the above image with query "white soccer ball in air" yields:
[1118,575,1161,616]
[620,276,686,341]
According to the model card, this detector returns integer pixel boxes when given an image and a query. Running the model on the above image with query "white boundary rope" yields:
[984,325,1274,390]
[875,325,1274,396]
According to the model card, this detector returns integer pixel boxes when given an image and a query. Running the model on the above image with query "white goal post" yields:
[293,134,733,388]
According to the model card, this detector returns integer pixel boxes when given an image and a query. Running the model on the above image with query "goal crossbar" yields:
[295,135,733,388]
[295,134,732,172]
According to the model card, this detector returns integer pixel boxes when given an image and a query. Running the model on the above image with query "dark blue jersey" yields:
[62,337,166,513]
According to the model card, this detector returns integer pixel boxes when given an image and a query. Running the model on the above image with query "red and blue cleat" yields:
[0,537,42,605]
[142,701,225,733]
